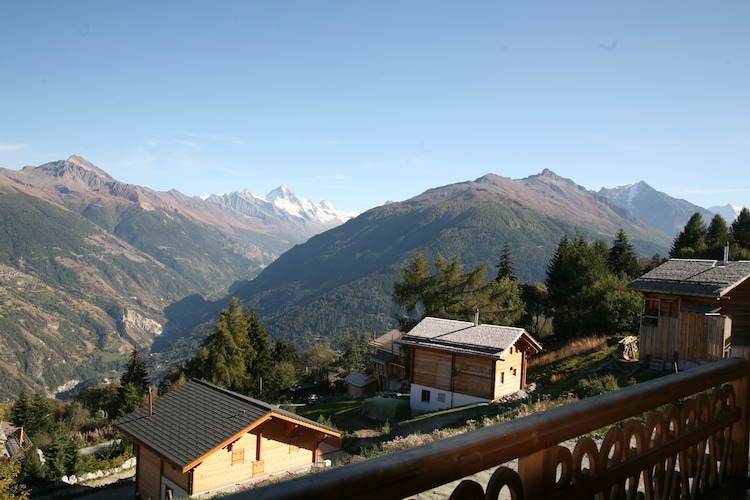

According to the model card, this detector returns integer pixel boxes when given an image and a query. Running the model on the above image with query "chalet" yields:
[627,258,750,368]
[370,329,408,392]
[115,379,342,499]
[397,316,542,412]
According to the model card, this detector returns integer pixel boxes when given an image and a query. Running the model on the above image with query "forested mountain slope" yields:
[157,171,672,356]
[0,156,352,398]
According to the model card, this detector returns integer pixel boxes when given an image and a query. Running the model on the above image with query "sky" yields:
[1,2,749,214]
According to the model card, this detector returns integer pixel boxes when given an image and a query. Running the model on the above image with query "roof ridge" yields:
[190,378,274,412]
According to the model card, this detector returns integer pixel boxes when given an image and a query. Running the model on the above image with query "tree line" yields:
[670,208,750,260]
[393,228,643,341]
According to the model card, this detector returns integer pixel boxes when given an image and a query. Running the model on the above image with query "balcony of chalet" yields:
[229,356,750,499]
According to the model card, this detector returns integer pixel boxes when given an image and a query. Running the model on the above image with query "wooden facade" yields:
[410,344,527,407]
[628,259,750,367]
[370,329,408,392]
[116,379,342,499]
[398,317,541,412]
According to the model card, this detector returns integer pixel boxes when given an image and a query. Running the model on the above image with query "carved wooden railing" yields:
[232,357,750,499]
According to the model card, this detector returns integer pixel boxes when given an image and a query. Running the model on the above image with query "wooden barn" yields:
[397,316,542,412]
[115,379,341,499]
[627,258,750,369]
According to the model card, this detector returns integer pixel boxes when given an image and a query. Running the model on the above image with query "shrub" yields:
[575,374,619,399]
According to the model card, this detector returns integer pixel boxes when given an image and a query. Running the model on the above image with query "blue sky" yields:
[1,2,748,213]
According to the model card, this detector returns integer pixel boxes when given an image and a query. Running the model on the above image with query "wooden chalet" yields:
[397,316,541,412]
[627,258,750,368]
[369,329,408,392]
[115,379,341,499]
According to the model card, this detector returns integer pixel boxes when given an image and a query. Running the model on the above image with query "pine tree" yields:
[731,207,750,249]
[670,212,708,258]
[245,308,272,397]
[705,214,731,260]
[120,347,150,393]
[495,240,516,282]
[201,297,252,393]
[608,228,640,279]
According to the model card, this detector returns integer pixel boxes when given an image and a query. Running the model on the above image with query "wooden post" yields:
[518,445,558,498]
[729,359,750,498]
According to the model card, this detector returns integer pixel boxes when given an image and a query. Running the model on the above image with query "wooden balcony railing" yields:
[232,357,750,499]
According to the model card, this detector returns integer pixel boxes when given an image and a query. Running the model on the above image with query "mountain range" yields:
[0,156,737,398]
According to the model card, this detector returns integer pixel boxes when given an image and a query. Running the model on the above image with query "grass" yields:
[298,400,362,427]
[528,336,622,397]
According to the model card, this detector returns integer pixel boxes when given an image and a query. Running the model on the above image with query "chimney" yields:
[723,242,730,265]
[148,387,153,416]
[474,309,479,327]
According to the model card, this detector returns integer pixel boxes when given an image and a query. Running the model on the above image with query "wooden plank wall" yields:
[411,348,452,391]
[453,355,494,400]
[191,432,257,495]
[136,446,163,500]
[493,347,524,399]
[727,286,750,346]
[257,419,316,476]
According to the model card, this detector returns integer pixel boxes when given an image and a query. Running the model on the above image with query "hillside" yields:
[0,156,354,399]
[155,171,673,358]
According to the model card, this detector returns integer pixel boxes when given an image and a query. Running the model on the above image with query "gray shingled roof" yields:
[398,317,541,358]
[343,371,375,388]
[627,259,750,297]
[114,379,339,471]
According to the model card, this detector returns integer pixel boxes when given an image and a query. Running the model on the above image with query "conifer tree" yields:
[200,297,251,393]
[495,240,516,282]
[245,308,272,397]
[670,212,707,258]
[120,347,150,393]
[608,228,640,279]
[705,214,731,260]
[731,207,750,249]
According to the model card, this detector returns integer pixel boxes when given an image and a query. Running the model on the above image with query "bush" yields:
[574,374,619,399]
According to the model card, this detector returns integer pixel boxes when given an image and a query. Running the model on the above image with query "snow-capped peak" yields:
[200,185,358,236]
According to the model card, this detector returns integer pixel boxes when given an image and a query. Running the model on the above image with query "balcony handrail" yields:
[234,357,750,499]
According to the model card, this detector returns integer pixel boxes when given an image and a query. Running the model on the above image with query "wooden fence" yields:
[228,357,750,499]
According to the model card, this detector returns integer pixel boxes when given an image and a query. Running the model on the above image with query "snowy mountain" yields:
[201,185,357,239]
[596,181,714,237]
[708,204,744,223]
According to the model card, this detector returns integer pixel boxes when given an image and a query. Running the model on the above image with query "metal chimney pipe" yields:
[724,242,730,264]
[474,309,479,327]
[148,387,153,416]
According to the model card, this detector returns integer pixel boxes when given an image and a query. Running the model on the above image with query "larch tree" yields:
[200,297,252,393]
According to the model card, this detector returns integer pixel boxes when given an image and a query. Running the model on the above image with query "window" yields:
[437,392,446,403]
[421,389,431,402]
[512,368,517,377]
[500,372,505,384]
[642,297,660,327]
[232,448,245,465]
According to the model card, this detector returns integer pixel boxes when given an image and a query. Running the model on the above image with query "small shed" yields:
[343,371,376,397]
